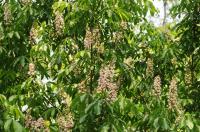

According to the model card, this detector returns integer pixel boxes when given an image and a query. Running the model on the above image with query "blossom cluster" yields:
[56,114,74,131]
[168,77,178,110]
[25,115,49,132]
[84,28,100,49]
[97,63,118,102]
[29,26,37,44]
[28,63,35,76]
[3,3,12,25]
[153,75,161,98]
[185,67,192,85]
[146,58,154,77]
[54,11,65,36]
[20,0,31,5]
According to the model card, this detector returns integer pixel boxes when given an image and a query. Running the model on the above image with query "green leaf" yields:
[186,119,194,129]
[13,56,26,67]
[79,115,87,124]
[94,101,101,115]
[52,1,68,12]
[162,118,169,130]
[4,119,12,131]
[8,31,14,38]
[197,72,200,81]
[85,101,96,113]
[195,125,200,131]
[0,94,6,102]
[15,32,20,39]
[12,120,23,132]
[51,108,56,117]
[153,117,159,129]
[101,124,110,132]
[0,120,3,127]
[50,126,59,131]
[8,95,17,102]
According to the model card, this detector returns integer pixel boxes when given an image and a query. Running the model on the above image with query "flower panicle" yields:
[153,75,161,98]
[97,62,118,102]
[84,28,100,49]
[84,29,93,49]
[25,115,49,132]
[168,76,178,110]
[28,63,35,76]
[97,63,115,92]
[3,3,12,25]
[54,11,65,36]
[185,67,192,85]
[56,114,74,131]
[77,80,87,93]
[146,58,154,77]
[20,0,31,5]
[29,26,37,44]
[120,21,128,30]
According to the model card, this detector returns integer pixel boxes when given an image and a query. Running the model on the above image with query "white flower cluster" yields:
[3,3,12,25]
[25,115,49,132]
[28,63,35,76]
[97,62,118,102]
[84,28,100,49]
[54,11,65,36]
[146,58,154,77]
[168,77,178,110]
[153,75,161,98]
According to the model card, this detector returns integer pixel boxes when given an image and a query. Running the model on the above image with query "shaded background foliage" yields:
[0,0,200,131]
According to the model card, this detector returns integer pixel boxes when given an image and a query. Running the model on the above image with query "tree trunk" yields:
[163,0,167,26]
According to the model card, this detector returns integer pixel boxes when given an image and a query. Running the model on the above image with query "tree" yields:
[0,0,199,131]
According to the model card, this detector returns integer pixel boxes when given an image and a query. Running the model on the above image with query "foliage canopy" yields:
[0,0,200,131]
